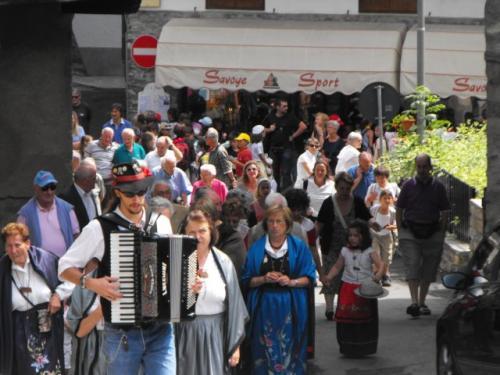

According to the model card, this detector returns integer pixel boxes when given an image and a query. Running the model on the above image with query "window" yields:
[206,0,265,10]
[359,0,417,14]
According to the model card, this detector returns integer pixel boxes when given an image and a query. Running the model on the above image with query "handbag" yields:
[406,220,439,239]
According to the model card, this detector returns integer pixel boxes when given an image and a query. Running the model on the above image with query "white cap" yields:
[252,124,265,135]
[199,116,213,127]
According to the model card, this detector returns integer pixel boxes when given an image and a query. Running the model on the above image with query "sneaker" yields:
[406,303,420,317]
[382,276,392,287]
[419,304,431,315]
[325,311,334,321]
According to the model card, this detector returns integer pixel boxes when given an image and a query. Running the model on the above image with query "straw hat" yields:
[354,279,389,299]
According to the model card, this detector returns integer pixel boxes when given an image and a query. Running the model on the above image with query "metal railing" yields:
[436,170,476,241]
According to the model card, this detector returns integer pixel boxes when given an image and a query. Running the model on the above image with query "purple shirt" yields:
[397,177,450,223]
[18,203,80,258]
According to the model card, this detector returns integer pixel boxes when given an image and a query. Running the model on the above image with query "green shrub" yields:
[379,123,487,197]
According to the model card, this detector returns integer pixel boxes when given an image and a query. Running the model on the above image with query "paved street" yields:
[309,254,454,375]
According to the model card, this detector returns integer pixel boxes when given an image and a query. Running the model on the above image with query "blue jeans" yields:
[103,322,176,375]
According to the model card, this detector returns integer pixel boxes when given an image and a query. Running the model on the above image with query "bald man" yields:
[347,151,375,200]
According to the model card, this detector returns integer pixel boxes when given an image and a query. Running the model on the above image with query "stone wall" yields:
[125,10,484,119]
[0,4,74,228]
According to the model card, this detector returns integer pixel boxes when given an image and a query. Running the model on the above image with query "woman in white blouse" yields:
[176,210,248,375]
[0,222,74,374]
[294,137,320,188]
[303,160,336,218]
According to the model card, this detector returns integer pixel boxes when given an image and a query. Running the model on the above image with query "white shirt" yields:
[294,150,317,188]
[335,145,360,174]
[12,257,74,312]
[306,178,336,217]
[250,142,264,160]
[340,246,374,284]
[365,182,400,207]
[145,149,175,171]
[58,207,172,276]
[370,205,396,237]
[264,235,288,259]
[75,184,98,221]
[195,251,227,316]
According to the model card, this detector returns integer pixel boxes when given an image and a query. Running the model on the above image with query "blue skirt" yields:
[250,288,308,374]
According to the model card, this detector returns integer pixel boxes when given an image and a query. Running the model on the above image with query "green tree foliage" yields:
[379,123,486,197]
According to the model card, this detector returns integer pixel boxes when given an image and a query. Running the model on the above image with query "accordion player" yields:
[105,232,198,325]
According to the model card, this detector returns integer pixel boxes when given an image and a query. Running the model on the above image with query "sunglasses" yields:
[41,184,57,191]
[308,144,320,148]
[121,190,147,198]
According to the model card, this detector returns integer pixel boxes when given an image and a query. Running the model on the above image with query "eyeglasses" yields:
[121,190,147,198]
[41,184,57,192]
[308,144,320,148]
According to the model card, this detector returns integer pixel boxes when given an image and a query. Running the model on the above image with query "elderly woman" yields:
[190,163,228,205]
[176,210,248,375]
[335,131,362,174]
[0,223,73,374]
[316,172,371,320]
[294,137,320,188]
[322,120,345,173]
[242,206,316,374]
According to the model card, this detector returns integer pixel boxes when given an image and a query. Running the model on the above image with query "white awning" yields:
[155,18,405,94]
[400,24,486,99]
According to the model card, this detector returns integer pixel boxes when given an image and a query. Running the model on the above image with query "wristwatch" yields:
[80,273,91,289]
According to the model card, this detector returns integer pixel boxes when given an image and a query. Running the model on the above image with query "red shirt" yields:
[236,147,253,177]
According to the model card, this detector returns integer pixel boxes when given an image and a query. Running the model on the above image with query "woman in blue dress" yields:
[242,205,316,374]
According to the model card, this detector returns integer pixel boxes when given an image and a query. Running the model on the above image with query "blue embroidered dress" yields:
[242,235,316,374]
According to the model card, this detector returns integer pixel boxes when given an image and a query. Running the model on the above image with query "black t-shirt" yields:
[73,102,91,134]
[263,112,300,150]
[323,138,345,173]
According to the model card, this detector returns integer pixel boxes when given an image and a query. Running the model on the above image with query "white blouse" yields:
[11,258,74,312]
[196,251,227,316]
[340,246,374,284]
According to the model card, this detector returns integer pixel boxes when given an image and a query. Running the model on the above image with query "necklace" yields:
[13,265,32,294]
[198,250,210,279]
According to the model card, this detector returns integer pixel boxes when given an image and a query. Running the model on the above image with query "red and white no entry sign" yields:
[131,35,158,69]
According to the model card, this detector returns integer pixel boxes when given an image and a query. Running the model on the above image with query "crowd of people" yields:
[0,93,451,375]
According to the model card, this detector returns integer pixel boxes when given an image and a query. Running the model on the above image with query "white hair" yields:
[161,153,177,165]
[122,128,135,138]
[347,131,362,143]
[264,192,288,209]
[200,164,216,176]
[157,136,168,146]
[102,127,114,136]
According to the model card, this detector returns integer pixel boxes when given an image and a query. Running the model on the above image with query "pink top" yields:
[191,178,228,205]
[18,202,80,258]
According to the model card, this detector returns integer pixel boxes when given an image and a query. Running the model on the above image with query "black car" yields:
[437,226,500,375]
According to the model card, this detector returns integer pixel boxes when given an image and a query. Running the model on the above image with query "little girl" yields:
[324,220,385,357]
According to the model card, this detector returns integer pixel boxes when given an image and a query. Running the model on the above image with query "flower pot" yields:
[401,118,416,131]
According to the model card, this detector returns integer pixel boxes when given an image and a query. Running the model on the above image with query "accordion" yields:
[107,232,198,325]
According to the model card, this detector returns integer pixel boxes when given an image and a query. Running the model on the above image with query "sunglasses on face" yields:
[121,190,147,198]
[41,184,57,192]
[308,144,320,148]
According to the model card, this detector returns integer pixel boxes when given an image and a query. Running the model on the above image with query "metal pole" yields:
[375,85,385,157]
[416,0,426,142]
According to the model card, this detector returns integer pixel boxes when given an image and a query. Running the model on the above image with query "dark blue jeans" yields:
[103,322,175,375]
[270,147,297,191]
